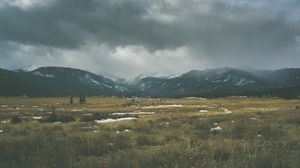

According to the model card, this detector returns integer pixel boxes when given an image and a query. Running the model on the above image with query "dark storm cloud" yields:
[0,0,185,49]
[0,0,300,78]
[0,0,299,49]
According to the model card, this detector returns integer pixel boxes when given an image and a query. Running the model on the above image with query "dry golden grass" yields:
[0,97,300,168]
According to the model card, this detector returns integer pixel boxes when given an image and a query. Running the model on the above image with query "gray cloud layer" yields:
[0,0,300,78]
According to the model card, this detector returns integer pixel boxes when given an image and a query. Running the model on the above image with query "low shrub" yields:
[40,113,75,123]
[213,148,230,162]
[231,122,246,139]
[11,115,22,124]
[136,135,158,146]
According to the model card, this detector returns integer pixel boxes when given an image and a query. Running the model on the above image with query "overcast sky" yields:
[0,0,300,79]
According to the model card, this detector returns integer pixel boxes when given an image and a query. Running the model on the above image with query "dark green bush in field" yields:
[165,134,181,142]
[79,115,95,122]
[231,122,246,139]
[194,120,210,130]
[197,129,210,139]
[193,120,210,139]
[134,122,152,133]
[256,111,263,115]
[57,115,76,123]
[209,116,228,124]
[136,135,158,146]
[39,113,58,123]
[112,134,131,150]
[10,115,22,124]
[74,134,112,156]
[287,116,300,124]
[213,148,230,162]
[157,117,171,122]
[39,113,75,123]
[254,153,275,168]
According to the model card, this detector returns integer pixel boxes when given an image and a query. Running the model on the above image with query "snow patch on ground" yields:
[219,107,232,114]
[143,104,183,109]
[1,105,9,108]
[82,113,93,116]
[185,97,207,100]
[210,126,222,132]
[71,109,83,112]
[112,111,155,115]
[95,117,137,123]
[0,120,9,124]
[33,116,42,120]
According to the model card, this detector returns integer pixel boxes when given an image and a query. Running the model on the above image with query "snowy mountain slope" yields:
[0,66,300,98]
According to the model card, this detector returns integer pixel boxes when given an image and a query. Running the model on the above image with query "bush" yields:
[11,115,22,124]
[194,120,210,130]
[255,153,274,168]
[40,113,58,123]
[197,130,210,139]
[213,148,230,162]
[165,134,181,142]
[135,123,152,133]
[79,115,95,122]
[40,113,75,123]
[136,135,158,146]
[231,123,246,139]
[113,135,131,150]
[69,134,109,157]
[287,116,300,124]
[57,115,76,123]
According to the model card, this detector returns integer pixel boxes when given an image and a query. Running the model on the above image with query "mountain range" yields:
[1,66,300,98]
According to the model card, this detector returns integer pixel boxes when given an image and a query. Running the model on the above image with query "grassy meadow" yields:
[0,97,300,168]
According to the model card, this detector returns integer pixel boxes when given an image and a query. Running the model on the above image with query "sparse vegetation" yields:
[0,97,300,168]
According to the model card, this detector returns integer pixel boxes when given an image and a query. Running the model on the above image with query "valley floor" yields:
[0,97,300,168]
